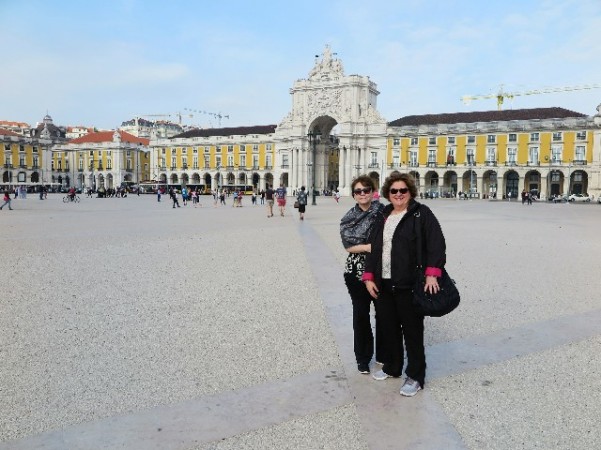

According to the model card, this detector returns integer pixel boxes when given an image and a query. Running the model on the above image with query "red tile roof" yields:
[0,120,30,128]
[69,130,149,145]
[0,128,20,137]
[389,107,587,127]
[173,125,277,139]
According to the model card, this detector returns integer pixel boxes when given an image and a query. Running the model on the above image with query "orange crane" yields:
[461,83,601,110]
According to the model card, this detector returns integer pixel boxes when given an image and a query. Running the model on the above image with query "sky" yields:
[2,0,601,130]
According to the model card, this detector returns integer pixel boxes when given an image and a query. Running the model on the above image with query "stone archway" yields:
[571,170,588,195]
[504,170,519,198]
[443,171,458,196]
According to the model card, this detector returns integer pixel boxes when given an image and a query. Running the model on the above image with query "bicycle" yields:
[63,195,80,203]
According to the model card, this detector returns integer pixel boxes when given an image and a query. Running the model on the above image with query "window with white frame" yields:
[204,155,210,168]
[446,148,455,165]
[393,138,400,146]
[240,154,246,167]
[182,156,187,168]
[428,149,437,164]
[487,147,496,163]
[216,155,222,167]
[428,136,436,145]
[204,146,210,153]
[228,145,234,152]
[193,147,198,154]
[530,132,539,142]
[281,154,288,167]
[552,132,562,141]
[253,154,259,168]
[265,144,271,152]
[528,146,539,164]
[448,136,455,145]
[393,152,400,167]
[33,155,39,167]
[409,151,418,166]
[467,135,476,144]
[551,145,562,163]
[193,156,198,168]
[33,146,38,153]
[487,135,496,144]
[171,156,176,168]
[507,148,516,164]
[508,133,517,143]
[370,152,378,166]
[575,146,586,161]
[576,131,587,140]
[240,144,245,152]
[19,154,25,166]
[161,148,166,154]
[410,137,418,145]
[227,155,234,167]
[467,149,475,165]
[266,154,272,167]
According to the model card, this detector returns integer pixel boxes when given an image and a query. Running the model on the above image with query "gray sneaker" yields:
[372,369,392,381]
[400,377,422,396]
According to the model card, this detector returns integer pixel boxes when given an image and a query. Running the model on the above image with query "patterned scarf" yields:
[340,201,383,248]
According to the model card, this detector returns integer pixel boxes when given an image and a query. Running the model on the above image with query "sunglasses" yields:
[390,187,409,195]
[353,187,372,195]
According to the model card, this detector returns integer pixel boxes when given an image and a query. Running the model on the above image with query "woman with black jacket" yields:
[340,175,387,375]
[362,172,446,396]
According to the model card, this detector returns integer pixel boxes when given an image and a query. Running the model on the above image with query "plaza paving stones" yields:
[1,194,600,449]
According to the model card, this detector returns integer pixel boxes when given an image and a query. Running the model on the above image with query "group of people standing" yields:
[340,172,446,397]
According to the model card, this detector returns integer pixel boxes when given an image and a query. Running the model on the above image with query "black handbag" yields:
[412,209,460,317]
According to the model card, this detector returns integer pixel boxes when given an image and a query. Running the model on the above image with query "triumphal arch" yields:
[274,46,388,196]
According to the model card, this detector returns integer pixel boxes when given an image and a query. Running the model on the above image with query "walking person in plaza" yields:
[265,184,275,217]
[296,186,308,220]
[275,183,287,216]
[169,187,180,208]
[363,172,446,397]
[1,190,13,210]
[340,175,386,374]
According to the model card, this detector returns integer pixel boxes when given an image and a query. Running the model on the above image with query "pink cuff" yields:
[361,272,374,282]
[425,267,442,277]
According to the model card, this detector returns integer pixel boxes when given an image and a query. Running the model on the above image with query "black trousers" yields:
[379,281,426,386]
[344,273,388,365]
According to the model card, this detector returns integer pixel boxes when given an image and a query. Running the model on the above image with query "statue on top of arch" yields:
[308,45,345,81]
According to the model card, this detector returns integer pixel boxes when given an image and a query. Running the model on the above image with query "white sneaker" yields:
[400,377,422,397]
[372,369,392,381]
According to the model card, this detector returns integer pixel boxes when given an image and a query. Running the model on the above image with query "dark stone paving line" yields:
[428,308,601,381]
[0,369,351,450]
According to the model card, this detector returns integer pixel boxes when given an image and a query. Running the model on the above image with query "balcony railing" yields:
[368,163,379,168]
[572,159,587,165]
[485,161,498,167]
[281,164,289,168]
[170,166,176,171]
[264,165,272,170]
[182,165,188,170]
[4,164,13,169]
[427,161,437,167]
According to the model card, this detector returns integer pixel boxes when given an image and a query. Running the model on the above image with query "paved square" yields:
[1,194,600,449]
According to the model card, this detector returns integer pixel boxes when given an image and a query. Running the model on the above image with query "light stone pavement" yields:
[1,193,600,450]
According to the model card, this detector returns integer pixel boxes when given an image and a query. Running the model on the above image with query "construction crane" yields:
[461,83,601,110]
[184,108,230,127]
[136,112,191,125]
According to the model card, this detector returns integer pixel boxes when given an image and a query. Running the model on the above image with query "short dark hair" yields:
[382,172,417,199]
[351,175,376,192]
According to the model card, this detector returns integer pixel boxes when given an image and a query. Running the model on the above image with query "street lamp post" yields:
[307,131,318,205]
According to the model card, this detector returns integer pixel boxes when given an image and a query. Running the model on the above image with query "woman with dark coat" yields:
[362,172,446,396]
[340,175,387,374]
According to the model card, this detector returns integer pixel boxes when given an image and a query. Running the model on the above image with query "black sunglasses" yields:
[390,187,409,195]
[353,187,372,195]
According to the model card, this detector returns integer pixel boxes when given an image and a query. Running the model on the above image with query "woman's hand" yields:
[365,280,379,299]
[424,275,439,294]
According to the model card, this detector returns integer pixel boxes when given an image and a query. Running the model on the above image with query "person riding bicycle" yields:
[68,187,76,201]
